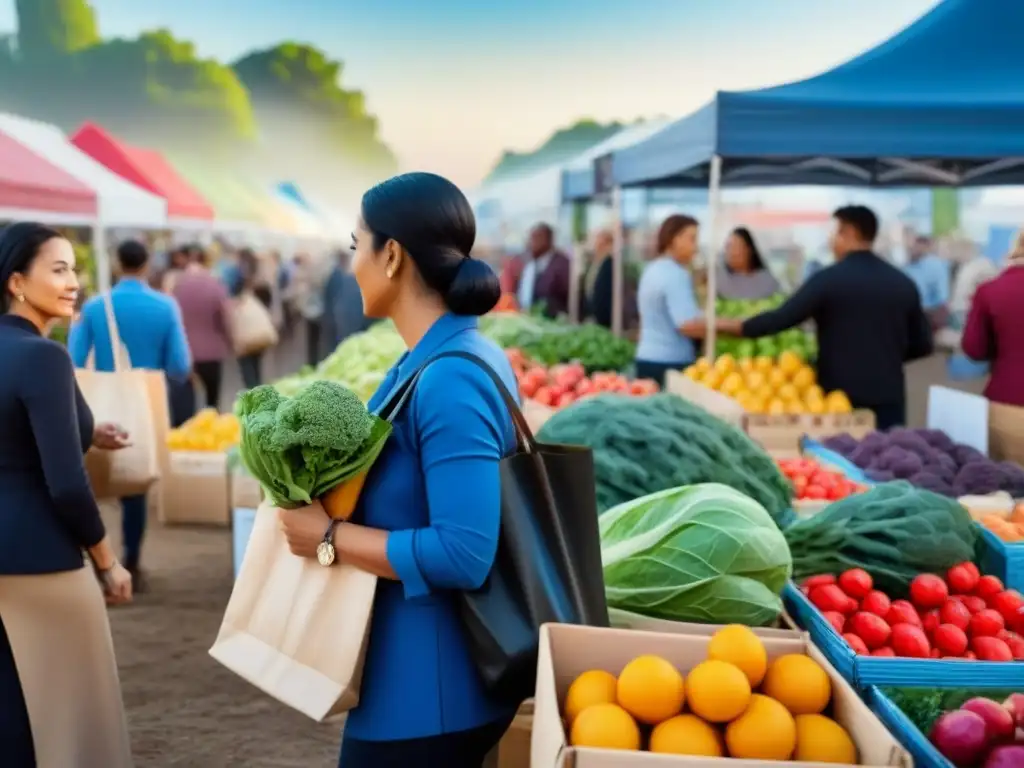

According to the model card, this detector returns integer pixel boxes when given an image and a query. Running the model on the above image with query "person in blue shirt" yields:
[634,214,706,386]
[903,235,951,326]
[277,172,517,768]
[69,240,191,590]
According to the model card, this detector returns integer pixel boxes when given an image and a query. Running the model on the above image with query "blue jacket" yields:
[344,312,519,741]
[68,277,191,380]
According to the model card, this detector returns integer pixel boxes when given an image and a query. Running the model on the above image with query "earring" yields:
[385,268,394,279]
[16,294,24,303]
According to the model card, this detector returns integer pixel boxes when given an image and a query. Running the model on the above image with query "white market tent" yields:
[0,113,168,291]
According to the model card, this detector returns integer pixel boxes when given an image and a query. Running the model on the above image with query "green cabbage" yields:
[600,483,793,626]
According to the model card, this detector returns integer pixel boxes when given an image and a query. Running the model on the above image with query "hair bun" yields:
[443,257,500,316]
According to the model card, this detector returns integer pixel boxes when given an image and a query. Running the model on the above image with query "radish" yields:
[985,745,1024,768]
[930,710,989,767]
[960,698,1015,743]
[1002,693,1024,729]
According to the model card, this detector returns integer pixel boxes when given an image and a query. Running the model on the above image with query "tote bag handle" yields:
[376,350,540,454]
[99,292,132,373]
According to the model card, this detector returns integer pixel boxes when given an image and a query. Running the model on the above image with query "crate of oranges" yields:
[530,623,910,767]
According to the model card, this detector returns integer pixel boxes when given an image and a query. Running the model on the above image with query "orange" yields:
[761,654,831,715]
[707,625,768,687]
[650,714,724,756]
[564,670,618,725]
[726,694,797,760]
[685,660,751,723]
[616,654,685,725]
[569,703,641,751]
[794,714,858,764]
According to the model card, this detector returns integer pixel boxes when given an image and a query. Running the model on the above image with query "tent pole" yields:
[704,155,723,363]
[568,237,583,323]
[611,185,624,337]
[93,224,111,294]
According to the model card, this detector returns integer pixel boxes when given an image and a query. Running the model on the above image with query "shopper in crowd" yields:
[232,247,273,388]
[716,205,933,429]
[903,234,951,328]
[277,172,516,767]
[579,228,613,326]
[173,246,233,411]
[507,223,571,317]
[322,247,370,351]
[633,214,706,387]
[154,245,191,293]
[717,227,780,300]
[960,237,1024,407]
[0,223,134,767]
[287,251,332,365]
[70,239,191,590]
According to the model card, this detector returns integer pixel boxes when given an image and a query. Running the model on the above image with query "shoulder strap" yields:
[377,350,538,454]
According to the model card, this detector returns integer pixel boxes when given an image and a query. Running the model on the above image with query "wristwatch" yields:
[316,519,343,566]
[97,558,120,590]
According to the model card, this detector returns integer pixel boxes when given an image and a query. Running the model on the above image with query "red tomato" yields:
[861,590,892,618]
[871,647,896,657]
[890,624,931,658]
[886,600,923,627]
[975,575,1005,601]
[929,648,942,659]
[961,595,988,614]
[933,624,969,656]
[843,633,869,654]
[847,612,891,650]
[990,590,1024,625]
[970,609,1006,637]
[792,475,809,496]
[802,574,837,590]
[922,609,942,636]
[532,387,553,406]
[803,484,827,500]
[822,611,846,634]
[946,562,980,594]
[826,483,849,501]
[1002,631,1024,660]
[838,569,873,599]
[910,574,949,610]
[1013,605,1024,635]
[810,584,856,614]
[971,635,1013,662]
[555,392,576,408]
[939,598,972,631]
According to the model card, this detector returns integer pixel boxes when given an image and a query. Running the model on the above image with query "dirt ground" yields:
[104,506,343,768]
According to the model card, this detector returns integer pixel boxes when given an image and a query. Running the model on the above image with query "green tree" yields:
[15,0,99,63]
[232,43,396,188]
[485,119,626,183]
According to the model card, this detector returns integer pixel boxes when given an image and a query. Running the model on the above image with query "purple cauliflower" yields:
[822,433,859,457]
[918,428,956,454]
[950,444,986,469]
[864,468,896,482]
[996,461,1024,497]
[934,452,958,478]
[952,461,1004,496]
[921,460,957,484]
[849,442,882,469]
[907,471,954,497]
[885,431,934,459]
[860,431,889,451]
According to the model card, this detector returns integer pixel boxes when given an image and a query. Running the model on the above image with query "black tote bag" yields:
[379,350,609,705]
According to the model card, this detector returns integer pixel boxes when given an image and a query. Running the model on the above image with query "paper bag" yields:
[231,292,278,356]
[208,501,377,722]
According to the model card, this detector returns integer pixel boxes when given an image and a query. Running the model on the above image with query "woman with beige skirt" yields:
[0,222,135,767]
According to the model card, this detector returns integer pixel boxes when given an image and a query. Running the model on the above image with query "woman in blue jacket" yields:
[278,172,518,767]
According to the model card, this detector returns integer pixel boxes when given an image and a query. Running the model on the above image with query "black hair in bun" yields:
[361,172,500,316]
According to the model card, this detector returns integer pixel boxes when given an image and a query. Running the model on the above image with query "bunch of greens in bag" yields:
[235,381,391,508]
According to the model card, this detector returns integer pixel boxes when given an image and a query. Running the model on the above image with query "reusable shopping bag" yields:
[230,291,278,356]
[379,351,609,706]
[77,293,160,499]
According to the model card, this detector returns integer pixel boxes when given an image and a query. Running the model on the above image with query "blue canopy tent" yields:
[612,0,1024,190]
[596,0,1024,341]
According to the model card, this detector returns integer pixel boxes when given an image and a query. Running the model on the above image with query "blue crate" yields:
[800,436,873,484]
[231,506,258,580]
[978,525,1024,592]
[784,582,1024,689]
[867,687,951,768]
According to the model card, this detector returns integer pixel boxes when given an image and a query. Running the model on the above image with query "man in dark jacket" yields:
[506,223,571,318]
[322,249,370,355]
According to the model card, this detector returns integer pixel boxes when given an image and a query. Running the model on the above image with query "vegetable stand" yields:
[980,527,1024,593]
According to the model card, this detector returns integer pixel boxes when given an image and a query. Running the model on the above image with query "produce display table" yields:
[868,687,950,768]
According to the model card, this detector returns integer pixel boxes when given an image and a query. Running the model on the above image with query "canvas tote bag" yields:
[208,501,377,722]
[77,293,160,499]
[230,291,278,357]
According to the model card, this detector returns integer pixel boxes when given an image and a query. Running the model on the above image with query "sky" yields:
[0,0,942,186]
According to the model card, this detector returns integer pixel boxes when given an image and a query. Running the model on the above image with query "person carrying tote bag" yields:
[273,172,606,768]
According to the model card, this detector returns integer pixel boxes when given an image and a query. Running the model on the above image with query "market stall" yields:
[0,129,97,224]
[0,112,168,290]
[70,122,216,234]
[586,0,1024,346]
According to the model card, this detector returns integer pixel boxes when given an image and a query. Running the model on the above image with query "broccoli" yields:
[271,380,374,461]
[907,471,954,497]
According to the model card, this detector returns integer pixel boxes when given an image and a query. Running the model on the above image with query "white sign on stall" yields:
[926,385,989,454]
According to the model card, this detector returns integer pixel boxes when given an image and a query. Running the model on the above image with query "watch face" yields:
[316,541,336,567]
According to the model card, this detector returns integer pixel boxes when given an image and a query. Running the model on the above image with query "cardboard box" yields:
[161,451,230,526]
[531,624,910,768]
[989,400,1024,468]
[494,700,535,768]
[230,468,262,510]
[745,411,876,455]
[665,371,745,428]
